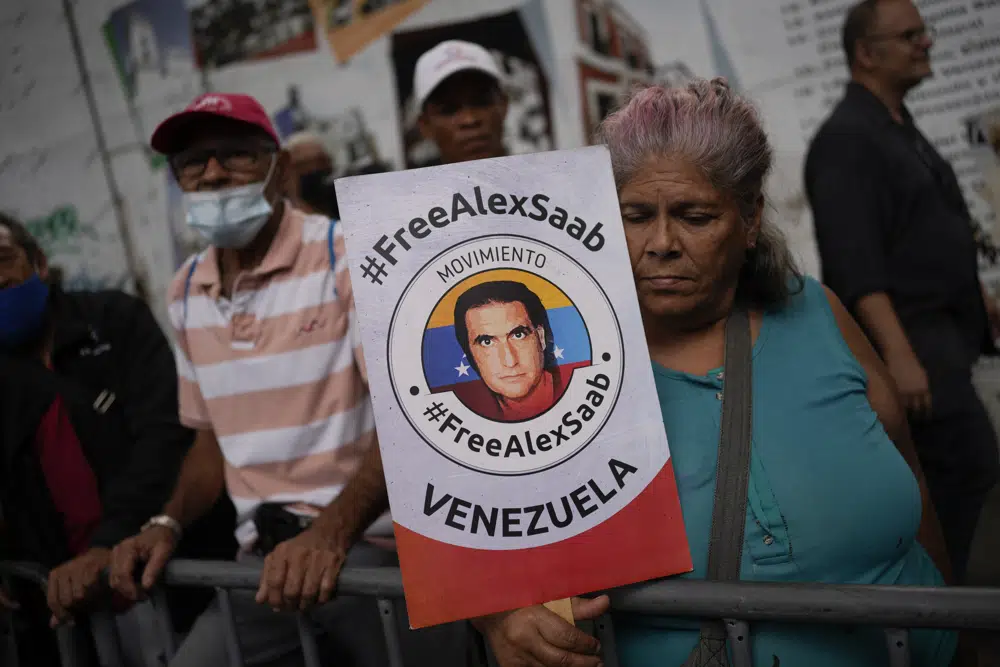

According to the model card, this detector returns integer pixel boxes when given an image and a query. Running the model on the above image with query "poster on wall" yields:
[103,0,201,168]
[271,84,393,177]
[968,107,1000,244]
[390,9,554,169]
[310,0,430,64]
[336,147,691,628]
[190,0,317,68]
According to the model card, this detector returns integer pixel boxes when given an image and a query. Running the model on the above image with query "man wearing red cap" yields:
[106,93,467,666]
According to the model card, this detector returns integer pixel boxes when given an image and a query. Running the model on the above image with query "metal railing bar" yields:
[150,587,177,661]
[595,613,620,667]
[90,609,126,667]
[216,587,245,667]
[607,579,1000,630]
[0,562,49,588]
[55,625,84,667]
[159,561,1000,630]
[885,628,912,667]
[296,612,322,667]
[725,619,752,667]
[377,597,405,667]
[163,561,406,598]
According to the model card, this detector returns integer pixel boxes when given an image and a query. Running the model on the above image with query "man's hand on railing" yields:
[472,595,610,667]
[108,525,179,602]
[47,547,111,626]
[255,523,348,612]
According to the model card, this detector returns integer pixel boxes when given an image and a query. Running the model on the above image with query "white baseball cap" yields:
[413,40,502,110]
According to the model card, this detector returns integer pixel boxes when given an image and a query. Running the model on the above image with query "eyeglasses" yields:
[867,24,935,45]
[170,141,276,180]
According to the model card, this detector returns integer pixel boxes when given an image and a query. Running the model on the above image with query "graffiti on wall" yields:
[25,206,98,256]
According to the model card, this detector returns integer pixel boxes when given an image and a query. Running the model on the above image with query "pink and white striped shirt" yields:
[168,204,374,548]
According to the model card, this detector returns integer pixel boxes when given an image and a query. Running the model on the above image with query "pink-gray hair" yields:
[596,78,801,308]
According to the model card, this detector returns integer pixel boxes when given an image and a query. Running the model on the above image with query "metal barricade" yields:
[3,558,1000,667]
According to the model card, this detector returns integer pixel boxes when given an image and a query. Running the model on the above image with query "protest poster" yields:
[336,146,692,628]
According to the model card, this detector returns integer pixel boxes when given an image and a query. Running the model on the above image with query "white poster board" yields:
[337,147,690,627]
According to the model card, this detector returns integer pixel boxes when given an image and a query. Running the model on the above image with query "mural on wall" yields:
[574,0,654,141]
[390,9,555,169]
[191,0,317,68]
[103,0,201,168]
[968,107,1000,258]
[310,0,430,63]
[272,84,393,176]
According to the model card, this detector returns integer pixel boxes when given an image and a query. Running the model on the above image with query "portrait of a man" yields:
[452,280,572,422]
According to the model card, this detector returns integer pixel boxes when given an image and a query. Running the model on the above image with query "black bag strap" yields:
[682,307,754,667]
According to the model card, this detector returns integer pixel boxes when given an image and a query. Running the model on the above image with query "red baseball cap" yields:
[151,93,280,155]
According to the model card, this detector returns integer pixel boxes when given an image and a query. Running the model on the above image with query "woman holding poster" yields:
[476,79,955,667]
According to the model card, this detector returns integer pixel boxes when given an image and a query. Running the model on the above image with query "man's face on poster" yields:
[465,300,546,400]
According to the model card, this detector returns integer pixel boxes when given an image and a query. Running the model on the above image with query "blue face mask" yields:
[183,156,277,249]
[0,274,50,349]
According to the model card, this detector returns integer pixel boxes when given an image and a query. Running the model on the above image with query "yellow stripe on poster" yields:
[427,269,573,329]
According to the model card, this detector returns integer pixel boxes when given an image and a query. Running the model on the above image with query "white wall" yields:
[4,0,999,330]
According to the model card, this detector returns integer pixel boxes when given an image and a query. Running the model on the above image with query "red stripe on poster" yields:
[394,460,691,628]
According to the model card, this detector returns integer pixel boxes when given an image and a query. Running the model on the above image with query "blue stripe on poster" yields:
[422,305,592,389]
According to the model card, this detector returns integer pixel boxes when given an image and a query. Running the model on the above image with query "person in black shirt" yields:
[0,214,234,664]
[805,0,1000,581]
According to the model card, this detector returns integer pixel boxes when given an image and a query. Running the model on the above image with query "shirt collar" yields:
[845,81,914,127]
[190,201,304,292]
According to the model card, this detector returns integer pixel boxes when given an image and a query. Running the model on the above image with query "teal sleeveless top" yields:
[614,277,956,667]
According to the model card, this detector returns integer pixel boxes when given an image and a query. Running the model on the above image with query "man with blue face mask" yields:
[108,93,470,666]
[0,214,236,665]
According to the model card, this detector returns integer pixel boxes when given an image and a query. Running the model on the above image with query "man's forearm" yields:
[162,429,226,529]
[311,439,389,548]
[854,292,917,363]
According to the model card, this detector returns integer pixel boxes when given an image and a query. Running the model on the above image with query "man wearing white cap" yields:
[414,39,509,165]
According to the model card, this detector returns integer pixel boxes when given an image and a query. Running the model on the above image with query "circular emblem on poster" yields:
[387,235,624,476]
